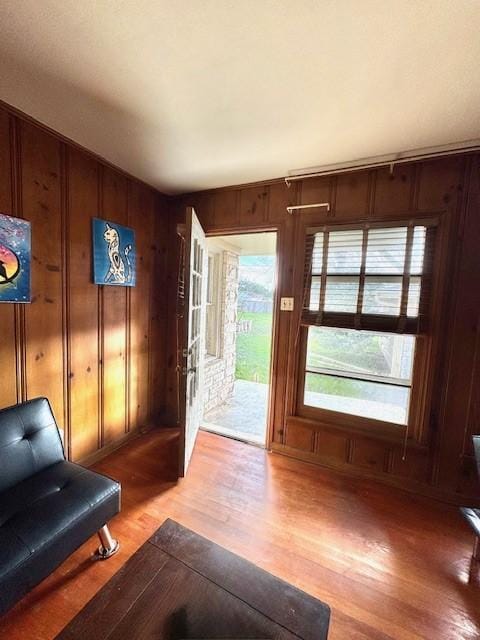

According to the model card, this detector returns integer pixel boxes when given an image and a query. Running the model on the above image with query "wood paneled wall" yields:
[0,103,169,463]
[169,154,480,504]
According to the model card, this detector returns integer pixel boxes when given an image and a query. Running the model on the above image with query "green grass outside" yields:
[235,312,391,402]
[235,311,273,384]
[234,310,356,394]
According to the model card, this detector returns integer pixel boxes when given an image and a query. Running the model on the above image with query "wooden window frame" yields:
[295,326,430,443]
[289,212,446,448]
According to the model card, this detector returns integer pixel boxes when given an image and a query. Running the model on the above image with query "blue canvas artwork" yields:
[92,218,136,287]
[0,213,31,303]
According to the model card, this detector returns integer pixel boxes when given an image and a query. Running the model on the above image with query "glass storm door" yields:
[179,207,207,476]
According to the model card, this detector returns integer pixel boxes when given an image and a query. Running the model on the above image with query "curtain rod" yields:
[284,140,480,186]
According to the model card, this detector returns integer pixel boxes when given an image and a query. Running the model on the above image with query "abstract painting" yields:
[92,218,136,287]
[0,213,31,303]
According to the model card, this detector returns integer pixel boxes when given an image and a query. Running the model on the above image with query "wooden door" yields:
[179,207,208,476]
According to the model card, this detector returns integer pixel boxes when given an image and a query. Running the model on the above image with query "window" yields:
[303,223,434,334]
[206,252,221,357]
[299,220,436,430]
[304,327,415,424]
[207,255,214,305]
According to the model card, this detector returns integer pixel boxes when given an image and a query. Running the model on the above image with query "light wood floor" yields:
[1,429,479,640]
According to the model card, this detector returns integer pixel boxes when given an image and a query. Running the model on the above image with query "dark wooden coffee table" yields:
[56,519,330,639]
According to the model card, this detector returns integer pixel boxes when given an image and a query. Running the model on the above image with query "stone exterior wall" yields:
[204,250,238,415]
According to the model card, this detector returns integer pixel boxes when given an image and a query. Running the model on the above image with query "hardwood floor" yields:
[1,429,478,640]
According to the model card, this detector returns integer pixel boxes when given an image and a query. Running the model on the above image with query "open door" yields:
[178,207,207,476]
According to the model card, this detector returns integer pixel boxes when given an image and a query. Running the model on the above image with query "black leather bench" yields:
[0,397,121,615]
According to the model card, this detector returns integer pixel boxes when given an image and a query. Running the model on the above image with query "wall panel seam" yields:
[98,164,105,449]
[146,199,156,423]
[125,180,132,433]
[11,116,27,403]
[61,143,72,458]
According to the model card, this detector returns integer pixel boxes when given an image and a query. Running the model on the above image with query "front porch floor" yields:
[202,378,268,445]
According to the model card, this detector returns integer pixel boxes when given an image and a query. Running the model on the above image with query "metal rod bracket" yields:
[286,202,330,215]
[473,536,480,561]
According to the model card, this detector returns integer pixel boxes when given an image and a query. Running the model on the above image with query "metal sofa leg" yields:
[95,524,120,560]
[473,536,480,561]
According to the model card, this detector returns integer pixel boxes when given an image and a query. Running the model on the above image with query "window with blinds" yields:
[302,222,436,334]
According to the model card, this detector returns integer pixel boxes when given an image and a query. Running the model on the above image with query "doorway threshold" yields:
[201,422,265,447]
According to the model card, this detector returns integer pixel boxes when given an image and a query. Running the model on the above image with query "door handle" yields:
[182,366,197,376]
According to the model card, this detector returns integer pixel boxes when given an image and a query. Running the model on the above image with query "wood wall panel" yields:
[350,439,388,473]
[127,182,153,432]
[373,165,415,215]
[189,191,215,228]
[285,421,314,452]
[100,168,128,445]
[21,122,65,424]
[67,148,100,460]
[0,102,169,463]
[149,196,169,420]
[271,213,295,444]
[213,189,239,229]
[314,431,348,466]
[390,448,430,484]
[416,157,464,211]
[0,110,12,210]
[268,181,296,223]
[435,157,480,495]
[170,153,480,504]
[299,176,332,209]
[333,171,370,218]
[0,111,17,409]
[239,185,268,226]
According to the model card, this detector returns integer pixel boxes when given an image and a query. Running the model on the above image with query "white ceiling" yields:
[0,1,479,195]
[208,232,276,255]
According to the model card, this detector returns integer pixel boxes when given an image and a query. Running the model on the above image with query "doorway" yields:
[201,232,277,446]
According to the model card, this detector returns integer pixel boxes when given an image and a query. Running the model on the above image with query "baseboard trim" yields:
[78,427,144,467]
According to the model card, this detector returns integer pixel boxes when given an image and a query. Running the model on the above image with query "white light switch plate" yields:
[280,297,294,311]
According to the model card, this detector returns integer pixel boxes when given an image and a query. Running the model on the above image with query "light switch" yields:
[280,297,294,311]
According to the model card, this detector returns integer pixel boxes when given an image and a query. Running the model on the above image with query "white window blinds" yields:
[302,222,436,334]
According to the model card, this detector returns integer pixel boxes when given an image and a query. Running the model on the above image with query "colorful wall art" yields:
[92,218,136,286]
[0,213,31,303]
